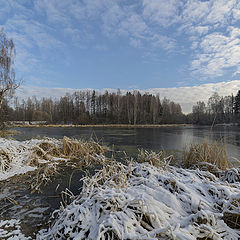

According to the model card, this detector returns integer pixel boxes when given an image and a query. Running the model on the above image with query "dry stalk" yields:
[137,149,173,168]
[183,142,229,170]
[27,137,110,192]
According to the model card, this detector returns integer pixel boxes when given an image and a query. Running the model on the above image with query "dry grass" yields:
[31,137,109,165]
[0,137,110,192]
[182,141,229,170]
[137,149,174,168]
[30,162,58,193]
[0,150,11,172]
[28,137,110,192]
[223,196,240,230]
[0,130,20,138]
[12,123,190,128]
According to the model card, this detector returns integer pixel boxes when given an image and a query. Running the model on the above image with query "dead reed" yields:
[182,141,229,170]
[29,137,110,192]
[137,149,173,168]
[0,130,20,138]
[12,123,190,128]
[0,137,110,192]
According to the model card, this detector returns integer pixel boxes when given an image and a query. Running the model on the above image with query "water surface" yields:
[12,125,240,163]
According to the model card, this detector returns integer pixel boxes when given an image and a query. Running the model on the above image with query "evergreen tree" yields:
[233,90,240,115]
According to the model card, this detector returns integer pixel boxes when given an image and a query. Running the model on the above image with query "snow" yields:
[0,137,61,181]
[0,219,31,240]
[37,161,240,240]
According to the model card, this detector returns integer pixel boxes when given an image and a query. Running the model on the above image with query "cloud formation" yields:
[1,0,240,87]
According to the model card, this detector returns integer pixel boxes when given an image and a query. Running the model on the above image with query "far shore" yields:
[10,123,192,128]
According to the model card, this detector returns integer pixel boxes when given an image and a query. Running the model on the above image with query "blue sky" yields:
[1,0,240,91]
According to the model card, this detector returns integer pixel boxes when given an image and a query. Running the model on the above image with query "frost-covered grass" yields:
[0,137,240,239]
[0,219,31,240]
[37,159,240,240]
[0,137,109,192]
[0,138,38,181]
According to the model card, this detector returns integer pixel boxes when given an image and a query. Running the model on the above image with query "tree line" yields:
[190,91,240,125]
[4,89,240,126]
[3,90,186,125]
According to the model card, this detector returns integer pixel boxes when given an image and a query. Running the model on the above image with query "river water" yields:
[12,125,240,163]
[1,125,240,238]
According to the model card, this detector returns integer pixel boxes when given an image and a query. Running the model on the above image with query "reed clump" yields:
[0,130,20,137]
[0,137,110,193]
[0,150,10,172]
[31,137,109,166]
[29,137,110,192]
[182,141,229,170]
[137,149,173,168]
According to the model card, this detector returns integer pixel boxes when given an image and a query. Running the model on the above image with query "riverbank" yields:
[0,137,239,239]
[11,123,191,128]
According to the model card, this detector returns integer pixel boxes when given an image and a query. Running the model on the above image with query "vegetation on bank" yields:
[0,137,239,239]
[0,129,20,137]
[190,91,240,125]
[10,123,191,128]
[183,141,229,170]
[37,160,240,240]
[0,29,20,130]
[0,137,109,191]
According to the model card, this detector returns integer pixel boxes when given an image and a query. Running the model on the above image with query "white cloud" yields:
[2,0,240,84]
[205,0,237,26]
[34,0,70,26]
[142,0,182,27]
[16,80,240,114]
[191,27,240,76]
[181,0,210,25]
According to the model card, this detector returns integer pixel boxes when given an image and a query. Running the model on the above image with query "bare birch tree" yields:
[0,29,19,128]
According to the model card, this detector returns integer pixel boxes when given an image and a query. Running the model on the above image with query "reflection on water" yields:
[12,125,240,162]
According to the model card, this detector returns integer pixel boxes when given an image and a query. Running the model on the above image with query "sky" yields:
[1,0,240,112]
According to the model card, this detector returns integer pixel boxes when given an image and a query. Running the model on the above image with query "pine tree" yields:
[233,90,240,115]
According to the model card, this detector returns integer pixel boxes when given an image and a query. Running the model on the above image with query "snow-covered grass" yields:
[0,137,240,239]
[0,137,109,192]
[0,138,39,181]
[0,219,31,240]
[37,159,240,240]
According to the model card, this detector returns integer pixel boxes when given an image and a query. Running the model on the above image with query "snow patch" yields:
[37,161,240,239]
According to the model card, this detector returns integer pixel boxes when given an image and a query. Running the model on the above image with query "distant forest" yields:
[1,89,240,125]
[190,91,240,125]
[2,90,186,125]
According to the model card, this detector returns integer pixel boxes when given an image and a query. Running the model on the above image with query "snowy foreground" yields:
[0,138,240,239]
[37,162,240,240]
[0,137,61,181]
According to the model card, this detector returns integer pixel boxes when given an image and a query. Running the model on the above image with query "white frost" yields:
[37,161,240,240]
[0,137,61,181]
[0,219,31,240]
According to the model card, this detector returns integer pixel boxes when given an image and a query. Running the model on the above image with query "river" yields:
[12,125,240,164]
